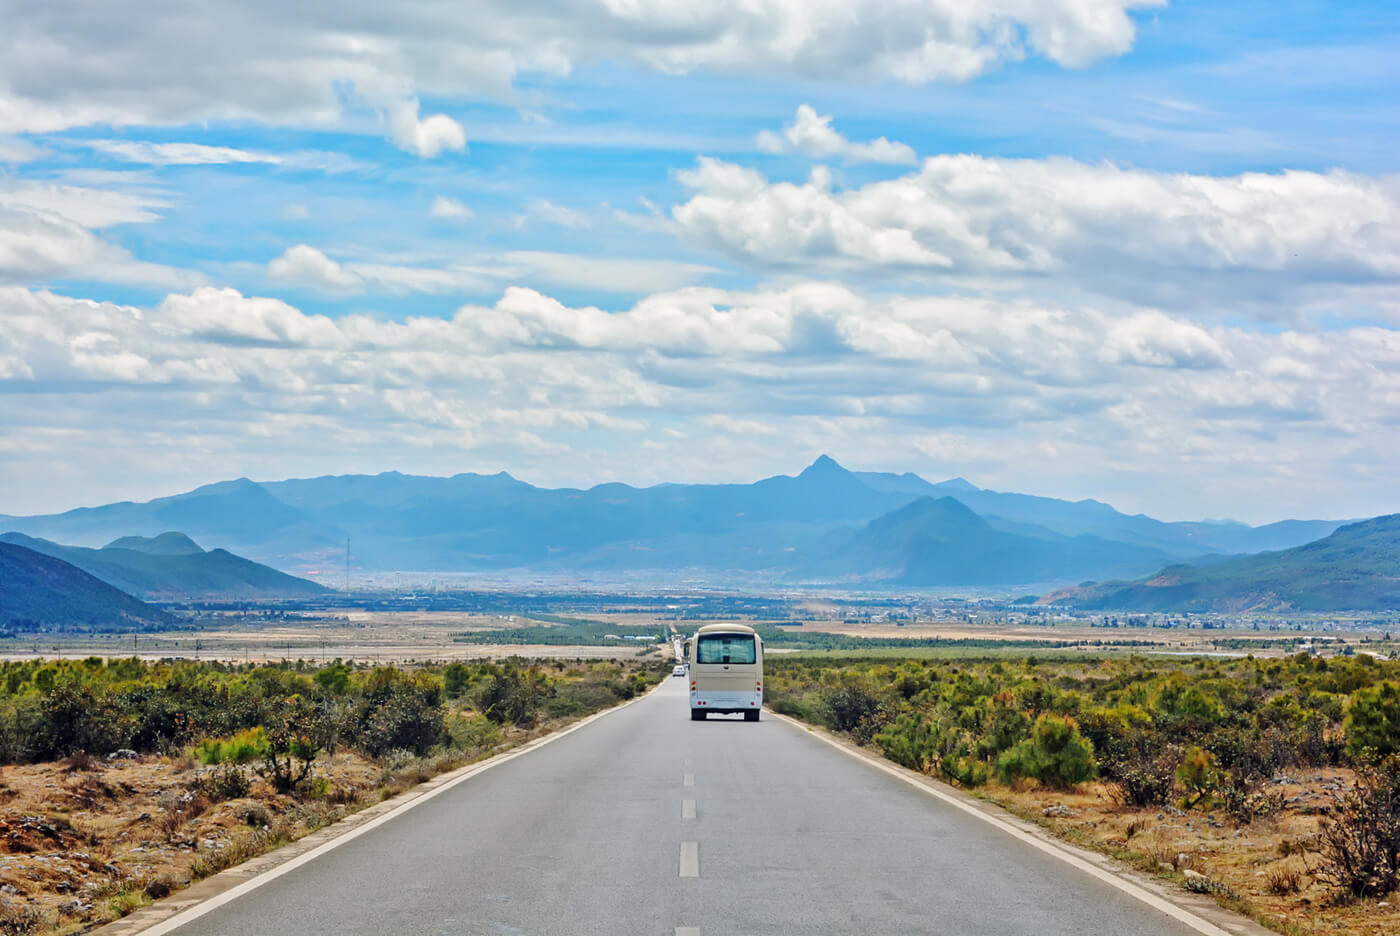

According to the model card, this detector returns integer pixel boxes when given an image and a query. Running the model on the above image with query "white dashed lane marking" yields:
[679,841,699,878]
[683,773,694,787]
[682,799,696,819]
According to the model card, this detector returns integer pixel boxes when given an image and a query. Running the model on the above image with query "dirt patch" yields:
[980,770,1400,936]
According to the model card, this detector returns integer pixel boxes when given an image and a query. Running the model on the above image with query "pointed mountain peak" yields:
[934,477,979,492]
[799,454,848,477]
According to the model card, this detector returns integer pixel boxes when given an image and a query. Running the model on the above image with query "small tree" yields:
[257,695,328,794]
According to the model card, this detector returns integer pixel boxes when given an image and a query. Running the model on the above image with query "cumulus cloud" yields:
[268,245,365,292]
[755,105,916,165]
[387,99,466,158]
[0,2,1159,148]
[1,278,1397,520]
[672,154,1400,313]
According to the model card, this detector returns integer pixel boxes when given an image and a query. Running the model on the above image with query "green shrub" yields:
[996,714,1096,789]
[1345,681,1400,759]
[198,763,253,801]
[1176,746,1220,808]
[476,666,554,727]
[194,727,269,765]
[442,663,473,698]
[818,677,889,744]
[313,663,352,696]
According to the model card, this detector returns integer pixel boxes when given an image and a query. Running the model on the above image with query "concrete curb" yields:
[97,677,670,936]
[767,709,1277,936]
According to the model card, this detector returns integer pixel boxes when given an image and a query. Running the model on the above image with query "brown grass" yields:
[980,771,1400,936]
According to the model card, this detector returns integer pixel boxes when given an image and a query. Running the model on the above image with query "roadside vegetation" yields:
[0,656,664,934]
[766,652,1400,935]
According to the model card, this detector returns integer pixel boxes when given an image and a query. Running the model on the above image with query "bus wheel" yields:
[691,709,706,721]
[745,710,759,722]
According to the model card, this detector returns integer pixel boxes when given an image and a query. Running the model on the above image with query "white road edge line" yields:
[769,710,1235,936]
[682,799,696,819]
[679,841,700,878]
[130,679,670,936]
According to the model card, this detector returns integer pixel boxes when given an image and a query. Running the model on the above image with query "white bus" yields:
[685,623,763,721]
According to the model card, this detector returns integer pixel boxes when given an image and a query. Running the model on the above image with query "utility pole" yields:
[345,537,351,594]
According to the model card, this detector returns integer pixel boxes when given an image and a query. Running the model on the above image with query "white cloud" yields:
[499,251,718,293]
[430,196,473,220]
[267,244,489,295]
[672,155,1400,314]
[0,2,1159,149]
[1100,310,1230,369]
[0,180,166,228]
[268,245,364,292]
[85,141,278,166]
[0,136,44,163]
[0,181,198,287]
[3,278,1399,522]
[525,200,592,229]
[755,105,916,165]
[156,287,348,348]
[387,99,466,158]
[77,139,364,172]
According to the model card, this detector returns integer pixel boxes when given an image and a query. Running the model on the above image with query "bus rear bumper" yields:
[689,691,762,714]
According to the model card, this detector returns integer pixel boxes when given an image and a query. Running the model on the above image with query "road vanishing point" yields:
[141,678,1247,936]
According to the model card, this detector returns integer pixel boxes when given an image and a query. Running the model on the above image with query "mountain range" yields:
[0,532,328,601]
[0,456,1354,591]
[1041,515,1400,612]
[0,542,171,633]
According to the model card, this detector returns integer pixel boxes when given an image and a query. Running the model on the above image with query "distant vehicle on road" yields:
[672,664,686,677]
[685,623,762,721]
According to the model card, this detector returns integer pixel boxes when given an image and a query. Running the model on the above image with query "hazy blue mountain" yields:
[0,532,328,600]
[0,456,1354,583]
[807,497,1176,586]
[104,532,205,555]
[1042,515,1400,611]
[0,543,171,632]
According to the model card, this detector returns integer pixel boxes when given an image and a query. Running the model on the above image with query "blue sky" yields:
[1,0,1397,524]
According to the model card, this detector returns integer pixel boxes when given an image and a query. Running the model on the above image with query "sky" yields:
[0,0,1397,524]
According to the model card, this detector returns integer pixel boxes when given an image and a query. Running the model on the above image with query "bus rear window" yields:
[695,634,756,664]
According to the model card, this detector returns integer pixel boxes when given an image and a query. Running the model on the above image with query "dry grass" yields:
[982,770,1400,936]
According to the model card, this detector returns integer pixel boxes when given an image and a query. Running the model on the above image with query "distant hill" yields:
[1042,515,1400,611]
[0,543,171,633]
[0,457,1355,585]
[807,497,1177,586]
[104,531,205,555]
[0,532,328,600]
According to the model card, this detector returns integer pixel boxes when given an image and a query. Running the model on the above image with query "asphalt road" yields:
[169,678,1207,936]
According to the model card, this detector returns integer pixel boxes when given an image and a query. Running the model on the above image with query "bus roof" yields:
[693,623,757,635]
